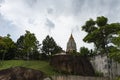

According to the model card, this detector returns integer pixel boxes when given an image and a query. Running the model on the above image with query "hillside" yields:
[0,60,59,75]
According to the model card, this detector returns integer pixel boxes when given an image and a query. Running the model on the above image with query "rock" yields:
[0,66,50,80]
[43,77,52,80]
[50,55,95,76]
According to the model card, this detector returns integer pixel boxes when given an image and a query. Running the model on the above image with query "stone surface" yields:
[52,75,109,80]
[50,55,95,76]
[0,66,48,80]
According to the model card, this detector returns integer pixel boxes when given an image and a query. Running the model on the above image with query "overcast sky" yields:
[0,0,120,51]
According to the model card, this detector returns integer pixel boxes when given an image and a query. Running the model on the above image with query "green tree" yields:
[42,35,62,56]
[80,47,90,56]
[82,17,120,79]
[109,32,120,63]
[0,34,16,60]
[82,16,120,54]
[16,30,40,60]
[79,47,95,56]
[15,35,25,59]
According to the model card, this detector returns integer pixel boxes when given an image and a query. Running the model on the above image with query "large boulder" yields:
[50,55,95,76]
[0,66,51,80]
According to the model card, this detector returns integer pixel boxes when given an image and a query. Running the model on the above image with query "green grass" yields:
[115,77,120,80]
[0,60,59,76]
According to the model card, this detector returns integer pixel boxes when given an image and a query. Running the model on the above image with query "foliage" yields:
[0,34,16,60]
[42,35,62,56]
[16,30,40,60]
[109,51,120,63]
[79,47,96,56]
[80,47,90,56]
[109,32,120,63]
[95,71,103,77]
[82,16,120,54]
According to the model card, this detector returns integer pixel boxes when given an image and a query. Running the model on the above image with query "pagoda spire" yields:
[70,34,74,40]
[66,34,76,53]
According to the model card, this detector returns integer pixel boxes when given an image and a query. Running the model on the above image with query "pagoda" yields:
[66,34,76,53]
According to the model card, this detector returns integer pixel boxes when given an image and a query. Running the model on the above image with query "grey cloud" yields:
[47,8,54,14]
[1,0,120,25]
[105,0,120,22]
[28,18,35,25]
[0,0,4,7]
[25,0,37,7]
[64,0,119,16]
[71,25,80,33]
[21,0,120,28]
[68,0,120,22]
[0,14,13,28]
[0,0,4,3]
[0,14,21,41]
[71,0,85,15]
[1,0,120,50]
[45,18,55,32]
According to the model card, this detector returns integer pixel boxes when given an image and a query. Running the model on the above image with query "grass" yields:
[0,60,59,76]
[115,77,120,80]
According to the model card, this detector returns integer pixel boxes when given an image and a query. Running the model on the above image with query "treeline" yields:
[0,31,62,60]
[1,16,120,63]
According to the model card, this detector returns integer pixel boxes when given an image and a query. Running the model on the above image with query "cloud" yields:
[45,18,55,32]
[0,14,23,41]
[0,0,120,50]
[47,8,54,14]
[71,25,80,33]
[0,0,4,3]
[25,0,37,7]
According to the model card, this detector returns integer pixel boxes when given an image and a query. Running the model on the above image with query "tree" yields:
[79,47,95,56]
[42,35,62,56]
[0,34,16,60]
[109,32,120,63]
[15,35,25,59]
[16,30,40,60]
[82,16,120,54]
[80,47,90,56]
[82,16,120,79]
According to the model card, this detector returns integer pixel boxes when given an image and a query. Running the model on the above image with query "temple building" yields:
[55,34,77,55]
[66,34,76,53]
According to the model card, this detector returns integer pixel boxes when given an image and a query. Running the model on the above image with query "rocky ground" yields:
[0,66,51,80]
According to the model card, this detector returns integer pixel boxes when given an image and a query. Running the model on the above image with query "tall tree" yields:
[82,16,120,79]
[0,34,16,60]
[16,35,25,59]
[42,35,62,56]
[16,30,40,60]
[82,16,120,54]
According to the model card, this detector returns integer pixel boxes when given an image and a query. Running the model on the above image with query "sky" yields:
[0,0,120,51]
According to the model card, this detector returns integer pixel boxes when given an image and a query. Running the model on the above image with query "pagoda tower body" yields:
[66,34,77,53]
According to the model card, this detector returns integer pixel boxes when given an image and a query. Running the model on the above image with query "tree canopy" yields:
[79,47,95,57]
[82,16,120,55]
[42,35,62,56]
[0,34,16,60]
[16,30,40,60]
[109,32,120,62]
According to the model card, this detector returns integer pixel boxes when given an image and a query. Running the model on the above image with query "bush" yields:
[95,71,103,77]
